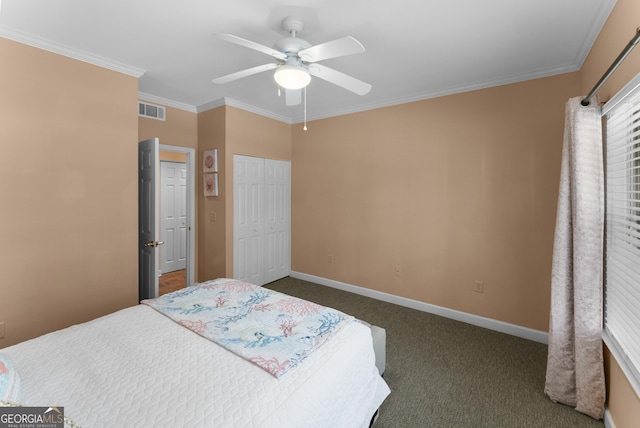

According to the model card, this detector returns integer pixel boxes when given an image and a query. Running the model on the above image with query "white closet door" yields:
[234,155,264,285]
[264,159,291,283]
[233,155,290,285]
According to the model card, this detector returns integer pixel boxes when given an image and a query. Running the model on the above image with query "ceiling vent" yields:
[138,101,165,121]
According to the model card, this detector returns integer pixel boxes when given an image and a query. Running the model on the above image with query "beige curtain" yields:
[544,96,605,419]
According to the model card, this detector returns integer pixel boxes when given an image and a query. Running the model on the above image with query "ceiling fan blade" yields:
[212,63,278,84]
[215,34,287,61]
[298,36,365,63]
[308,63,372,96]
[285,89,301,106]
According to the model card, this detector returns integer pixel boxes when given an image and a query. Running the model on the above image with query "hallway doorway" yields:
[157,146,194,294]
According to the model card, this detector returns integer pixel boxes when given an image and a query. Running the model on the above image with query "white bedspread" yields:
[2,305,390,428]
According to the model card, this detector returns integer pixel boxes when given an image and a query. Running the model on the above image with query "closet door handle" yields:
[143,240,165,248]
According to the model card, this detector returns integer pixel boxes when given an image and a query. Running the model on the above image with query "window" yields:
[603,73,640,397]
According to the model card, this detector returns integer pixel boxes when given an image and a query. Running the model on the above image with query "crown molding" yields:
[138,92,197,113]
[294,63,581,124]
[0,25,145,78]
[141,95,293,124]
[573,0,618,71]
[195,98,226,113]
[198,97,293,124]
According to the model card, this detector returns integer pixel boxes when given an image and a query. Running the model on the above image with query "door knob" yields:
[143,240,165,248]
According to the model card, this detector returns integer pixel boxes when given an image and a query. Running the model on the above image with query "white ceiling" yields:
[0,0,616,123]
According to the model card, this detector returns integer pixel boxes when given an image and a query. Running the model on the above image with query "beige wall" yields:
[580,0,640,425]
[197,106,226,281]
[159,151,187,163]
[138,105,198,149]
[291,72,579,332]
[0,38,139,347]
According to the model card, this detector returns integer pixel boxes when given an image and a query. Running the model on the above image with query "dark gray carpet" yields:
[265,276,603,428]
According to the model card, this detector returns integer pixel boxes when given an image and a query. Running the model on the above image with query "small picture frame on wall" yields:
[204,173,218,197]
[203,149,218,172]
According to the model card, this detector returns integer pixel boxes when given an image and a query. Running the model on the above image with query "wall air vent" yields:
[138,101,166,121]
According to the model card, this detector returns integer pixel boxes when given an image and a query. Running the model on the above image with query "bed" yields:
[0,278,390,427]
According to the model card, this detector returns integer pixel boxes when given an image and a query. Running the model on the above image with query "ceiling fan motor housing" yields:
[275,16,311,61]
[275,37,311,60]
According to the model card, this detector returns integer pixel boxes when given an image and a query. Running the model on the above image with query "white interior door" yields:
[159,145,196,288]
[234,155,264,285]
[234,155,290,286]
[160,161,187,273]
[264,159,291,283]
[138,138,160,300]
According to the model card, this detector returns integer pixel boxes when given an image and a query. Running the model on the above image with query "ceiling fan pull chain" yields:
[303,87,308,131]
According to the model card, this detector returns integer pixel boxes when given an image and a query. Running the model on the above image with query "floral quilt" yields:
[142,278,355,378]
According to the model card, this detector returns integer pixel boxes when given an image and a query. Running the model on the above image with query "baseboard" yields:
[604,408,615,428]
[289,271,549,344]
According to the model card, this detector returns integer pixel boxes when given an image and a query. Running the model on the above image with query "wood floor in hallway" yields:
[159,269,186,295]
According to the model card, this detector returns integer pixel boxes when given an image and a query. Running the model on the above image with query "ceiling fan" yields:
[212,16,372,106]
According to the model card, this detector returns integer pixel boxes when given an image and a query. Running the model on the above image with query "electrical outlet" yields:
[395,266,402,276]
[474,281,484,293]
[0,322,5,339]
[209,211,217,222]
[328,255,334,264]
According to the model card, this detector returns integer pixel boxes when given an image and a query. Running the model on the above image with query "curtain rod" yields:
[581,27,640,106]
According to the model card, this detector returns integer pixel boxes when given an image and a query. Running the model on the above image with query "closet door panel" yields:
[264,159,291,283]
[234,155,264,285]
[234,155,290,286]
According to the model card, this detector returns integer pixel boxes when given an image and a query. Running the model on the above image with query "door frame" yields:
[160,144,196,287]
[159,160,188,274]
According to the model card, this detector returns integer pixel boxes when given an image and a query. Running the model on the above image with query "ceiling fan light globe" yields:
[274,65,311,90]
